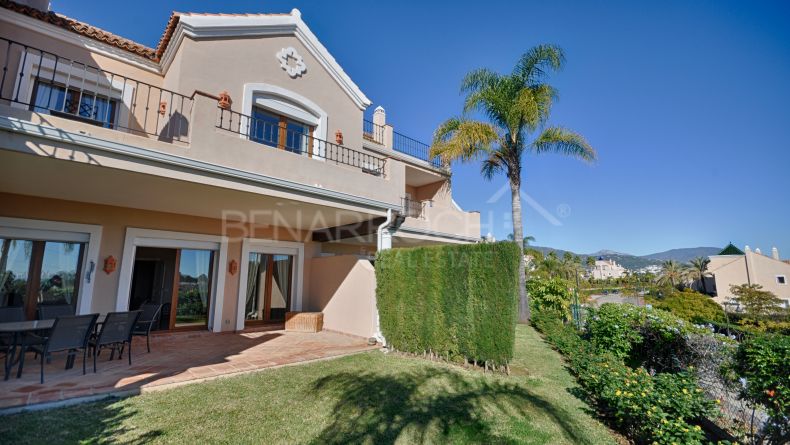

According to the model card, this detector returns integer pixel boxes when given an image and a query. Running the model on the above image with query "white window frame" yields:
[236,238,304,331]
[0,216,102,315]
[116,228,228,333]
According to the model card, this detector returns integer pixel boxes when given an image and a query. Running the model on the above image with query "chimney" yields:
[745,245,751,253]
[755,247,762,255]
[772,247,780,260]
[373,106,386,127]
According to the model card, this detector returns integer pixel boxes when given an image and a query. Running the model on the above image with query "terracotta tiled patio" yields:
[0,327,377,411]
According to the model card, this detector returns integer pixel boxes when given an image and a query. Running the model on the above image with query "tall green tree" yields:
[685,256,711,294]
[730,283,784,318]
[656,259,684,289]
[430,45,596,322]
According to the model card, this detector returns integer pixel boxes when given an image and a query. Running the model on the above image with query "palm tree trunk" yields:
[510,180,529,323]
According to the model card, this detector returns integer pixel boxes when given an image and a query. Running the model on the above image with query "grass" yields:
[1,325,617,444]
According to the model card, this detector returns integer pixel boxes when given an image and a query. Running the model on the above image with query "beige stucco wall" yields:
[400,180,481,239]
[163,35,364,148]
[710,253,790,307]
[0,192,319,331]
[305,255,376,338]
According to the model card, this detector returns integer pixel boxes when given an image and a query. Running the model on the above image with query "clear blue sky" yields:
[53,0,790,256]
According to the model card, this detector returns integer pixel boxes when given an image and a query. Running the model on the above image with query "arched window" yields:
[242,83,328,158]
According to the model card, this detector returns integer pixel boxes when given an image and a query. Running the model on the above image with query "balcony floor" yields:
[0,327,376,411]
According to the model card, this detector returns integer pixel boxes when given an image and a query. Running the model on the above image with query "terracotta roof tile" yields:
[1,1,287,63]
[1,0,158,60]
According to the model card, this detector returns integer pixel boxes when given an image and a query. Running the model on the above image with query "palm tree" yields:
[656,259,684,289]
[430,45,597,322]
[507,233,536,249]
[685,256,711,294]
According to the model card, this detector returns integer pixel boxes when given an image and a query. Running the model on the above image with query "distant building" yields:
[706,243,790,310]
[591,257,627,279]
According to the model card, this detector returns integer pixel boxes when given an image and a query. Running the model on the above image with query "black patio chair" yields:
[131,303,162,353]
[1,306,26,379]
[37,304,74,320]
[89,311,141,372]
[17,314,99,384]
[0,306,25,323]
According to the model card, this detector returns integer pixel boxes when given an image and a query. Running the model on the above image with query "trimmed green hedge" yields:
[376,242,519,366]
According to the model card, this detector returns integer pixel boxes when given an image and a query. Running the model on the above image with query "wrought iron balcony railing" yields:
[392,130,443,169]
[401,197,425,218]
[0,37,193,143]
[217,107,386,176]
[362,119,385,145]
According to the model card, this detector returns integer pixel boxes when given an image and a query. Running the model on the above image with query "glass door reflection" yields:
[245,253,293,324]
[173,249,214,328]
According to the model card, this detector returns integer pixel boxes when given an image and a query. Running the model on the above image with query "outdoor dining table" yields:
[1,315,107,380]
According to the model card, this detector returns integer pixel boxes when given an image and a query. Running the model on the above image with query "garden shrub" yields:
[733,334,790,443]
[586,303,714,372]
[376,242,519,366]
[526,276,572,318]
[650,290,726,324]
[532,310,716,444]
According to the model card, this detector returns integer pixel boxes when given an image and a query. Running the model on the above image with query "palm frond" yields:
[481,152,505,180]
[532,126,597,162]
[513,44,565,85]
[430,118,500,162]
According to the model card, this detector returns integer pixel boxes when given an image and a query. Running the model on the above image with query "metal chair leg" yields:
[16,347,25,379]
[127,341,132,365]
[40,352,44,384]
[146,334,151,353]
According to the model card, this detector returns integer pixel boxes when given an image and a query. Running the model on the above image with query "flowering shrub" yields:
[586,303,711,372]
[533,311,717,444]
[732,334,789,443]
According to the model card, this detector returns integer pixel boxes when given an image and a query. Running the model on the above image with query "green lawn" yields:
[1,325,616,444]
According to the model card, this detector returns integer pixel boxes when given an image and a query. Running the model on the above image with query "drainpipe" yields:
[374,208,394,345]
[376,208,393,252]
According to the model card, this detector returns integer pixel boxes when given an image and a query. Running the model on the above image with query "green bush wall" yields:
[375,242,519,366]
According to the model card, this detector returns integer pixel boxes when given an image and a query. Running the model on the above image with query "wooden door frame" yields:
[116,228,228,333]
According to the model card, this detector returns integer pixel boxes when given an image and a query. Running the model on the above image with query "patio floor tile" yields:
[1,329,376,410]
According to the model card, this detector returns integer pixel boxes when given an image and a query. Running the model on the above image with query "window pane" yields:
[285,121,307,154]
[31,82,65,113]
[269,254,292,321]
[38,242,84,309]
[176,249,213,327]
[0,239,33,308]
[245,253,269,321]
[250,108,280,146]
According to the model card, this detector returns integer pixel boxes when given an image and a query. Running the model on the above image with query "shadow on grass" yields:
[310,366,595,445]
[0,400,162,445]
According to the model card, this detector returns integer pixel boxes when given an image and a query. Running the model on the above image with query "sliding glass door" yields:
[244,253,293,324]
[0,238,85,319]
[172,249,214,328]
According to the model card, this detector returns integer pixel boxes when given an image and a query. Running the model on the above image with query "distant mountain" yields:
[528,245,722,271]
[530,246,659,270]
[642,247,720,263]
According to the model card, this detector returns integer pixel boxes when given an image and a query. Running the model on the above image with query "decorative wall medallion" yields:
[276,47,307,78]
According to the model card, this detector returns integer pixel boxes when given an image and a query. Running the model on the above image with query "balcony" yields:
[392,131,443,169]
[401,196,425,219]
[363,119,384,145]
[361,111,444,170]
[0,37,192,144]
[217,108,386,176]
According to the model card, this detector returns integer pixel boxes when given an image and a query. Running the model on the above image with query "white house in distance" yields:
[706,243,790,309]
[591,258,626,280]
